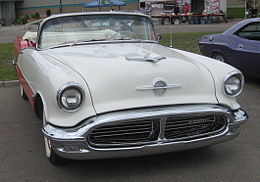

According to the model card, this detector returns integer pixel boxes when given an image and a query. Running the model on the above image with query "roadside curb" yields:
[0,80,19,87]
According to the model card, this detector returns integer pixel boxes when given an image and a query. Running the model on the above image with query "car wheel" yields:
[213,52,226,62]
[20,84,28,100]
[43,109,67,165]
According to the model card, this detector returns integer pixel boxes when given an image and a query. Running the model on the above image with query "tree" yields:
[46,9,51,17]
[247,0,260,10]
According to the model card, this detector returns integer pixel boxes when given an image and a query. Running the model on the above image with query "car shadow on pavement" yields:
[56,145,234,178]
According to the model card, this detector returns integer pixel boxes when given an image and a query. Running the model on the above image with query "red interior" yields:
[14,37,36,61]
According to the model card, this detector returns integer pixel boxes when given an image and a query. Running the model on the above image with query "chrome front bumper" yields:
[42,105,248,160]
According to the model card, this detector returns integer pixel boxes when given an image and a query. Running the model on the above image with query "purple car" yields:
[199,18,260,78]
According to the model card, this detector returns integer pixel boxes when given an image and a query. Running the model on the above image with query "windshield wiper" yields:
[49,43,73,49]
[110,34,155,42]
[111,38,135,41]
[48,39,107,49]
[71,39,108,46]
[110,38,157,44]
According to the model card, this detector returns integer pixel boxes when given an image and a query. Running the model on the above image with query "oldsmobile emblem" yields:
[153,80,167,96]
[136,80,182,96]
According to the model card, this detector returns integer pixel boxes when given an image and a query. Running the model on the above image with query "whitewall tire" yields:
[43,109,66,165]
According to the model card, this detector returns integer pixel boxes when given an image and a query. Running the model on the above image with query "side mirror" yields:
[156,34,161,42]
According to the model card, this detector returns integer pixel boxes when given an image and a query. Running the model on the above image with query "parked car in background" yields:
[199,18,260,78]
[14,12,248,165]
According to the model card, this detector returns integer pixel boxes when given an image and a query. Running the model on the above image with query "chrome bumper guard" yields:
[42,105,248,160]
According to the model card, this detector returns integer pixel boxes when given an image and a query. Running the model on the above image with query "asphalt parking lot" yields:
[0,79,259,182]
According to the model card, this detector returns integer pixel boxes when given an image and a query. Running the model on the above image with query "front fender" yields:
[19,49,96,127]
[172,49,242,110]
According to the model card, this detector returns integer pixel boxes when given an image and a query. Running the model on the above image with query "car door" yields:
[232,22,260,76]
[17,48,37,103]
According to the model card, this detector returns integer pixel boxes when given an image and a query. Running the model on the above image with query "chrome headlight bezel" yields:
[224,70,244,97]
[57,82,85,112]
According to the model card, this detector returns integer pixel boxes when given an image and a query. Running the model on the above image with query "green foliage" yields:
[13,17,22,25]
[25,14,30,21]
[227,7,245,19]
[35,12,40,19]
[14,14,30,25]
[31,12,36,19]
[46,9,51,17]
[31,12,40,19]
[0,43,17,81]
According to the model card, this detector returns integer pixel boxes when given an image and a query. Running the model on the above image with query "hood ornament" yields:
[136,80,182,96]
[126,56,166,63]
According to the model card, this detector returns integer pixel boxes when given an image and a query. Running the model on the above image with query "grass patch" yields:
[0,32,220,81]
[0,43,17,81]
[227,7,246,19]
[160,32,219,54]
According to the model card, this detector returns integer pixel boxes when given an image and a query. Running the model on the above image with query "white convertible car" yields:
[14,12,248,164]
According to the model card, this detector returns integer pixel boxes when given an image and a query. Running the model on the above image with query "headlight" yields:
[57,82,84,112]
[224,71,244,97]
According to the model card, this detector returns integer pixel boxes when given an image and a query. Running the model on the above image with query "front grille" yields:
[88,119,160,148]
[165,115,227,141]
[88,114,228,148]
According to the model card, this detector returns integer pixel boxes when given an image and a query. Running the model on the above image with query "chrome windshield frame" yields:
[36,12,157,51]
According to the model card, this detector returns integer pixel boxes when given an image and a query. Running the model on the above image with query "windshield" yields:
[38,14,156,49]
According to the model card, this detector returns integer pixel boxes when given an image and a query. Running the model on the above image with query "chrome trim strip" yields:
[158,118,167,141]
[136,84,183,91]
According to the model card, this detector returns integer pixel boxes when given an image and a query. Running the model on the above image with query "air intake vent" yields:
[89,119,160,148]
[165,115,227,141]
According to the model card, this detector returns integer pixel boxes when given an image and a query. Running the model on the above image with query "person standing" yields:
[183,2,190,14]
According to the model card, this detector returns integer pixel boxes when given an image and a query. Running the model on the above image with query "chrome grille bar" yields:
[88,119,160,147]
[165,115,227,141]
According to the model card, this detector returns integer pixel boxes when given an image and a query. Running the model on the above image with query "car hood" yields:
[42,43,218,114]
